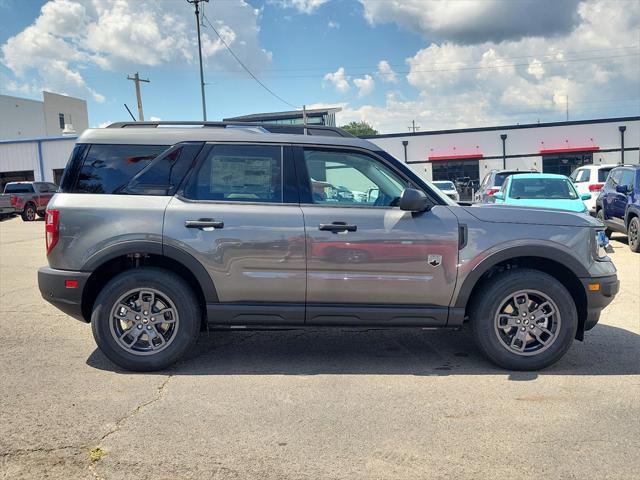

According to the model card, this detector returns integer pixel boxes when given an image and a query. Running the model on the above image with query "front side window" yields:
[183,144,283,203]
[606,169,622,188]
[303,149,405,206]
[509,177,579,200]
[619,169,635,189]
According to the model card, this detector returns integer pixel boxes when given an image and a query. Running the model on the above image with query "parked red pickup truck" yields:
[4,182,58,221]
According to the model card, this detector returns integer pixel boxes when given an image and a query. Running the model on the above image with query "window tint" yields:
[509,178,578,200]
[75,144,167,194]
[183,144,283,203]
[620,169,635,189]
[606,169,622,188]
[4,183,34,194]
[572,169,590,183]
[303,149,405,206]
[126,143,203,195]
[598,167,614,183]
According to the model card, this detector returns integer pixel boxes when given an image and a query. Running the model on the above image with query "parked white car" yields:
[570,164,617,214]
[432,180,460,202]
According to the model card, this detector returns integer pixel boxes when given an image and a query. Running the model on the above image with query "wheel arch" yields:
[625,206,639,228]
[80,242,217,326]
[454,246,589,340]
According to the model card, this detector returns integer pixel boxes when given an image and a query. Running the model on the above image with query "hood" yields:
[463,204,600,227]
[504,198,587,213]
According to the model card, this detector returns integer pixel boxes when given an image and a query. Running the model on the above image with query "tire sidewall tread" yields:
[470,269,578,371]
[91,267,200,372]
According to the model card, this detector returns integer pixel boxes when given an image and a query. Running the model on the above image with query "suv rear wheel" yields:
[21,203,36,222]
[91,268,201,371]
[628,216,640,252]
[470,269,577,370]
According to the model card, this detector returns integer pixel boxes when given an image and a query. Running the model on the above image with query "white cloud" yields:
[344,0,640,133]
[1,0,271,102]
[353,74,375,97]
[149,116,162,121]
[323,67,350,93]
[377,60,397,83]
[328,20,340,29]
[270,0,329,14]
[358,0,582,44]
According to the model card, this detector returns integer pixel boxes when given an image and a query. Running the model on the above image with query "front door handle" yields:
[318,222,357,233]
[185,218,224,229]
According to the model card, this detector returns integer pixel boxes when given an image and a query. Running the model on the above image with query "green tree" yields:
[340,121,379,137]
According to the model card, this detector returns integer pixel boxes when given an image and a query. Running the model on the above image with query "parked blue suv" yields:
[596,164,640,252]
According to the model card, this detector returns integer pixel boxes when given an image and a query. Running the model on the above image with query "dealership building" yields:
[366,117,640,188]
[0,92,87,188]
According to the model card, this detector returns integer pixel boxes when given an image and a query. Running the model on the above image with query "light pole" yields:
[187,0,209,121]
[619,126,626,164]
[500,134,508,170]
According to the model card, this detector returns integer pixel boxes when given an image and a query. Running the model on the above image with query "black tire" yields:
[628,216,640,253]
[21,203,36,222]
[596,209,611,238]
[91,268,201,372]
[469,269,578,371]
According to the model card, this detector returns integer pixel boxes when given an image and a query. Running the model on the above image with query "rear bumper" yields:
[580,274,619,331]
[38,266,90,322]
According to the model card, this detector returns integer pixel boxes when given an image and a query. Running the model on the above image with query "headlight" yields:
[594,230,610,259]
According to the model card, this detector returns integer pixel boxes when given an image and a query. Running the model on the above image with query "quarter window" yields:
[303,149,405,206]
[183,144,283,203]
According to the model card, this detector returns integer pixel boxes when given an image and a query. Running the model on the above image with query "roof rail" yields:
[106,121,354,137]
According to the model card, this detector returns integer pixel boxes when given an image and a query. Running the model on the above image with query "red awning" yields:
[539,146,600,154]
[428,153,483,161]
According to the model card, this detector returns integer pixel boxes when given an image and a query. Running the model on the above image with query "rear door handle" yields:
[318,222,357,233]
[185,218,224,229]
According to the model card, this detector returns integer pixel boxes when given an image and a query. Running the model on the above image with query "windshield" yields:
[433,181,456,190]
[509,177,579,200]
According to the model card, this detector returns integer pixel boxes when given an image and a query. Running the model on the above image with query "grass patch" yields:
[89,446,106,462]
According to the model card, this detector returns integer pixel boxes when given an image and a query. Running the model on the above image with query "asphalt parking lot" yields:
[0,216,638,480]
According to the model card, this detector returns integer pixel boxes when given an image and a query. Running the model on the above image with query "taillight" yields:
[487,187,500,196]
[10,195,17,206]
[45,209,59,254]
[589,183,604,191]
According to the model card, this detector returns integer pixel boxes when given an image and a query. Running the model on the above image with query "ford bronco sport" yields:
[38,121,619,372]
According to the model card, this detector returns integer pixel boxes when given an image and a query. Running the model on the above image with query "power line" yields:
[201,12,299,109]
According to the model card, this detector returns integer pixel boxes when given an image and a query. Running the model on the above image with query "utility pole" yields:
[187,0,209,121]
[408,120,420,133]
[126,72,150,121]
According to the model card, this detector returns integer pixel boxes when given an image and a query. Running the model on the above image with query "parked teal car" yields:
[493,173,590,214]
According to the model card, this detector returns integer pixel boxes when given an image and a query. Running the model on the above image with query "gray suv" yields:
[38,122,619,372]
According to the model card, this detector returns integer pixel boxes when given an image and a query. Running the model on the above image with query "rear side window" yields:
[598,168,613,183]
[4,183,34,193]
[183,144,283,203]
[494,173,510,187]
[71,144,168,194]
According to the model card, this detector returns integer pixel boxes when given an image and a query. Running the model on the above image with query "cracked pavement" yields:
[1,217,639,479]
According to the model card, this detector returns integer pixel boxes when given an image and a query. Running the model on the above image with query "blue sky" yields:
[1,0,639,133]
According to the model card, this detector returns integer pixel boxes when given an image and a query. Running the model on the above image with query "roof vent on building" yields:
[62,123,76,135]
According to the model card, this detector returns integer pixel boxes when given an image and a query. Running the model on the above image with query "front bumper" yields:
[580,274,619,332]
[38,266,91,322]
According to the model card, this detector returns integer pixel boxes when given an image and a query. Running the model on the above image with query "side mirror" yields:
[581,193,592,200]
[399,188,429,212]
[615,184,629,194]
[493,192,505,200]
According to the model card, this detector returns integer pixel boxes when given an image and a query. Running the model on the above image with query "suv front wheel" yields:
[470,269,578,370]
[91,268,201,371]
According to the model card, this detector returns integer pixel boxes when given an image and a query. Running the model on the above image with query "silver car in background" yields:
[432,180,460,202]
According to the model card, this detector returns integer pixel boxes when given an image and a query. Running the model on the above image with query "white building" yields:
[0,91,88,188]
[0,91,88,139]
[367,117,640,196]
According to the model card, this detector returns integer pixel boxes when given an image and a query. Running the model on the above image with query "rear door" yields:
[163,143,306,325]
[612,169,635,224]
[296,146,459,326]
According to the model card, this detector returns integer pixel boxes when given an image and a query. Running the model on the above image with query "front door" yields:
[296,147,459,326]
[163,143,306,324]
